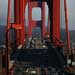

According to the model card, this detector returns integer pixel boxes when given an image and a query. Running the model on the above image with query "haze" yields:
[0,0,75,30]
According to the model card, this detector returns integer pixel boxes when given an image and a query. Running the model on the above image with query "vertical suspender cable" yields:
[64,0,71,65]
[64,0,70,50]
[6,0,11,75]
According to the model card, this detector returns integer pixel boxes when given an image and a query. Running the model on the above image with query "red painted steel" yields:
[6,0,27,75]
[28,1,46,38]
[5,0,10,74]
[14,0,25,45]
[64,0,70,49]
[6,0,62,47]
[5,0,68,75]
[6,0,27,46]
[53,0,60,43]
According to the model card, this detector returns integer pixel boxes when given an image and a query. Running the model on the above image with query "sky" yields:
[0,0,75,30]
[61,0,75,30]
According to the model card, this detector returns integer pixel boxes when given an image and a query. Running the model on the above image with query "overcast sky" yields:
[61,0,75,30]
[0,0,75,30]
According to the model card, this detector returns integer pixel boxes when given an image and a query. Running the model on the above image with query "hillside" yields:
[0,25,5,45]
[61,29,75,43]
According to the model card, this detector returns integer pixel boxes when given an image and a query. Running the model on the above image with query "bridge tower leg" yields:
[14,0,26,45]
[53,0,60,41]
[48,0,60,44]
[6,0,27,46]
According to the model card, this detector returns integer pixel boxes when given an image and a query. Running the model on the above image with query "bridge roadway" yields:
[10,44,66,70]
